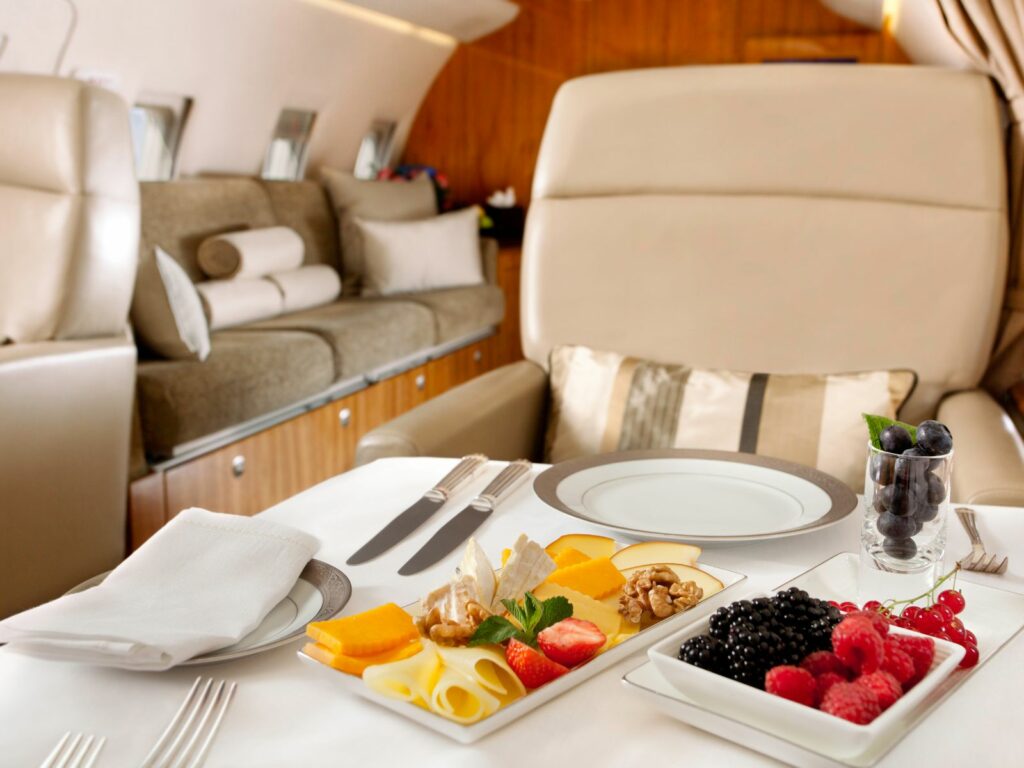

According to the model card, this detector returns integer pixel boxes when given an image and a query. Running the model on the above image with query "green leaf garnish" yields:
[863,413,917,451]
[469,591,574,648]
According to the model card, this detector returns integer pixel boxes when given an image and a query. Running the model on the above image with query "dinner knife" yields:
[346,454,489,565]
[398,459,533,576]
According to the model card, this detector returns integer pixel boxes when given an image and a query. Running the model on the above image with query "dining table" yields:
[2,456,1022,767]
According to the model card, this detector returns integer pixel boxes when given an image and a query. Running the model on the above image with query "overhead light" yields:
[300,0,457,48]
[882,0,901,34]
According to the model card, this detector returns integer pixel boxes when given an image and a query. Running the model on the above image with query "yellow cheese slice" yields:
[531,582,620,638]
[428,667,502,724]
[435,644,525,706]
[363,642,442,708]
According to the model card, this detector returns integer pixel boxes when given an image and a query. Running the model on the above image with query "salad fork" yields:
[39,731,105,768]
[141,677,237,768]
[956,507,1008,574]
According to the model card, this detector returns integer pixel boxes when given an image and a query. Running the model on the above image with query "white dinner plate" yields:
[534,449,858,543]
[67,559,351,665]
[622,552,1024,767]
[298,558,746,744]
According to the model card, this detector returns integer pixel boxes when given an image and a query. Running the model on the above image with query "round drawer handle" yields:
[415,374,426,390]
[339,407,352,427]
[231,455,246,477]
[473,350,482,362]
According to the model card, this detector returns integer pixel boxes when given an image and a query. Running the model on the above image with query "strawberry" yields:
[537,618,606,667]
[505,638,569,689]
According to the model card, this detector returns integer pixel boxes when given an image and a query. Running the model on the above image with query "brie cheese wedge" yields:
[491,534,556,612]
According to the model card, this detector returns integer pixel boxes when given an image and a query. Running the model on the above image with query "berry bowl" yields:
[647,595,964,759]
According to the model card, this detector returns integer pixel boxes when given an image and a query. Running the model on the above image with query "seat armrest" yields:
[937,389,1024,507]
[480,237,499,285]
[355,360,548,465]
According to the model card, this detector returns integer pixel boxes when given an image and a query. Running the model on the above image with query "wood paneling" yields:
[403,0,909,206]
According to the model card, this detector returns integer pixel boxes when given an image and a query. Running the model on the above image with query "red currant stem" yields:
[880,564,961,611]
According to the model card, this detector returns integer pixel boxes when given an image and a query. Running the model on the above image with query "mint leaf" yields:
[501,597,530,630]
[523,591,544,635]
[468,616,521,647]
[863,413,917,450]
[535,594,572,634]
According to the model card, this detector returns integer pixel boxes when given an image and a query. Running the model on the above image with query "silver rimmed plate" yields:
[67,559,351,665]
[534,449,857,543]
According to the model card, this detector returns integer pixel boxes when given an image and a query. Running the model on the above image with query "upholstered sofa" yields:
[133,177,504,465]
[355,64,1024,506]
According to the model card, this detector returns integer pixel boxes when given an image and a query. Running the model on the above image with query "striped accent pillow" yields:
[545,345,917,490]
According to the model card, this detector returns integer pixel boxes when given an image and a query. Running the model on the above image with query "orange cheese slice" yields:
[552,547,590,569]
[303,639,423,676]
[545,557,626,599]
[307,602,419,657]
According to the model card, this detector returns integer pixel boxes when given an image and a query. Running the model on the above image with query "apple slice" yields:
[618,563,723,599]
[610,541,702,571]
[545,533,616,560]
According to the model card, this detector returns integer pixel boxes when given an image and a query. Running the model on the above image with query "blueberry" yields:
[873,484,894,513]
[912,516,924,535]
[915,503,939,523]
[879,425,913,454]
[877,511,917,538]
[870,453,895,486]
[916,420,953,457]
[902,445,925,459]
[883,537,917,560]
[925,472,945,505]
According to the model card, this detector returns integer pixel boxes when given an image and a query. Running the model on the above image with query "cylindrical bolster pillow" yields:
[197,226,304,279]
[265,265,342,314]
[196,279,283,330]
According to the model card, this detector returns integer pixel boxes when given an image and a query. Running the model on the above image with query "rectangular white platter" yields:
[621,552,1024,767]
[298,561,746,743]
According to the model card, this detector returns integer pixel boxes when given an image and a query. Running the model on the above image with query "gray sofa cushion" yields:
[137,329,335,458]
[245,299,436,378]
[405,284,505,343]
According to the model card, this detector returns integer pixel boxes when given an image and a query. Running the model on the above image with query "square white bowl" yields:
[647,599,965,759]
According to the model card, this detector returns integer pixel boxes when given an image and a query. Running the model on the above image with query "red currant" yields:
[896,618,913,629]
[937,589,966,615]
[945,622,966,644]
[828,600,840,609]
[839,601,858,613]
[964,629,978,645]
[914,609,944,636]
[863,600,882,612]
[933,603,955,623]
[959,644,979,668]
[901,605,921,621]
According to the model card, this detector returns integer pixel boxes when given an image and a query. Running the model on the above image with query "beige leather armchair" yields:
[0,75,139,617]
[356,65,1024,506]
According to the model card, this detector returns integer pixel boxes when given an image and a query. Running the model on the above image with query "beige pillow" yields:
[265,265,342,313]
[356,207,484,296]
[545,344,917,490]
[196,279,283,331]
[197,226,304,279]
[320,168,436,293]
[131,247,210,361]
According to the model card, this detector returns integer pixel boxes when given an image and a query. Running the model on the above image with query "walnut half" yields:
[619,566,703,625]
[417,600,491,646]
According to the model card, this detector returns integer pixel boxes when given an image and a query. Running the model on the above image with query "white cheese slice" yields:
[491,534,556,612]
[459,538,496,609]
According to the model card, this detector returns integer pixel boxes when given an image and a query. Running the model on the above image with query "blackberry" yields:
[677,588,842,689]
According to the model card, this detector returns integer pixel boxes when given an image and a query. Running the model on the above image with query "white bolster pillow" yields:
[196,279,283,330]
[197,226,304,279]
[265,265,341,313]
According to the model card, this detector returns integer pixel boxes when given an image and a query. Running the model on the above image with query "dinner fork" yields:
[956,507,1009,574]
[39,731,105,768]
[140,677,237,768]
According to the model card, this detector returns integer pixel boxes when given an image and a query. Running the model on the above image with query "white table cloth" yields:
[1,457,1022,767]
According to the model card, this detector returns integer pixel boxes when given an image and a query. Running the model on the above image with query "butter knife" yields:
[398,459,532,575]
[346,454,489,565]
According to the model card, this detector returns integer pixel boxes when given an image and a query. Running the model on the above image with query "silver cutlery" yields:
[398,459,533,575]
[39,731,105,768]
[140,677,237,768]
[956,507,1008,574]
[347,454,489,565]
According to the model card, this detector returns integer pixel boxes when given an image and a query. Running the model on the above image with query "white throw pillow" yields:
[264,265,341,313]
[131,247,211,361]
[196,226,304,279]
[356,207,484,296]
[196,279,284,330]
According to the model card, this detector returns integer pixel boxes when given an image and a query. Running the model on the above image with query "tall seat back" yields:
[522,65,1007,421]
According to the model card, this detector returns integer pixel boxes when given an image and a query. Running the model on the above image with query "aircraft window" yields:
[129,93,192,181]
[353,119,397,179]
[262,108,317,181]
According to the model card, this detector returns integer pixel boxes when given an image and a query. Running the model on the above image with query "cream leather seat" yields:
[0,75,139,617]
[355,65,1024,506]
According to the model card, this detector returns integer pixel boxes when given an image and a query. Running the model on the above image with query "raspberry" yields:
[820,682,882,724]
[880,637,915,684]
[889,634,935,685]
[832,616,884,675]
[848,609,889,637]
[814,671,847,706]
[765,665,816,707]
[856,671,902,711]
[800,650,848,678]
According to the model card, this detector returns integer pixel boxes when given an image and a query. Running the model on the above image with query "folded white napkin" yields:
[0,508,319,670]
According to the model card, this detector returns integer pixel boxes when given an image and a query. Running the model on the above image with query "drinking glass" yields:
[861,442,953,575]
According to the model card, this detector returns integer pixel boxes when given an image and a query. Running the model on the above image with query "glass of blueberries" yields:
[862,420,953,572]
